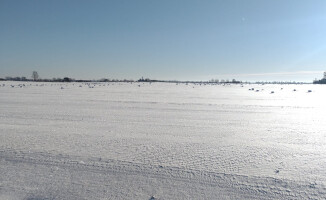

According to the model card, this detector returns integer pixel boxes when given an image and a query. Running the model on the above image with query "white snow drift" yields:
[1,81,326,199]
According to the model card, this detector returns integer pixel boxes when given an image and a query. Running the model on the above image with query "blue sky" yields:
[0,0,325,81]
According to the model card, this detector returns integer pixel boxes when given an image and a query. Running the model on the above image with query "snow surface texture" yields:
[1,81,326,199]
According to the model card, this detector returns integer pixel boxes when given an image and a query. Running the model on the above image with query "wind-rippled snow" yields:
[1,81,326,199]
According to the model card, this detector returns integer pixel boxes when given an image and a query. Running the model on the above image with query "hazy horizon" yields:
[1,70,324,83]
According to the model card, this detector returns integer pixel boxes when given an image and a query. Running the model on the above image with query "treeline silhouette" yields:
[313,79,326,84]
[1,76,135,83]
[1,72,317,84]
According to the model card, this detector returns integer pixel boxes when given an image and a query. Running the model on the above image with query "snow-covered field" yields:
[1,81,326,199]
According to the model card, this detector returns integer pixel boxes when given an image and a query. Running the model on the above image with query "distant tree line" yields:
[2,73,244,84]
[2,76,28,81]
[208,78,242,84]
[1,76,135,83]
[0,71,136,82]
[2,71,313,84]
[313,79,326,84]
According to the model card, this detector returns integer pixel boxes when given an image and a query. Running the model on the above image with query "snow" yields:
[1,81,326,199]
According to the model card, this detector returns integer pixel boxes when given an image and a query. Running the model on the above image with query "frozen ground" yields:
[1,81,326,199]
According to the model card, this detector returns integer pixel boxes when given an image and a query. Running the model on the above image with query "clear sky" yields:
[1,0,325,82]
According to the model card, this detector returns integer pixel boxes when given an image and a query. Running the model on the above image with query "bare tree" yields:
[32,71,39,81]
